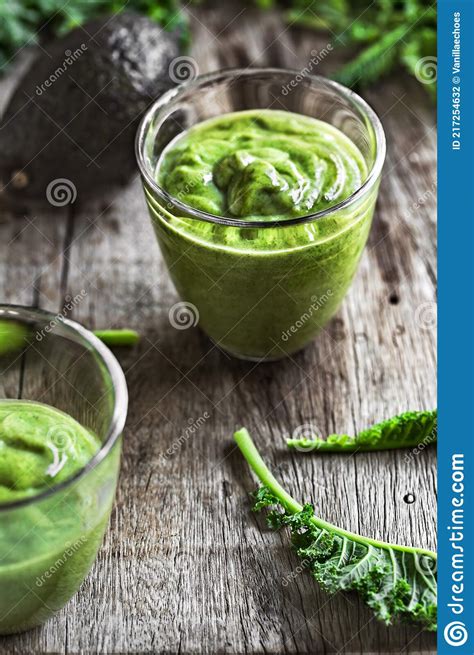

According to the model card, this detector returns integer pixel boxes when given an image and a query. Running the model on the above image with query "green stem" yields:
[285,439,408,452]
[234,427,436,559]
[93,329,140,346]
[234,428,303,515]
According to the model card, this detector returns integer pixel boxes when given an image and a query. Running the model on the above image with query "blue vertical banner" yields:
[438,0,474,653]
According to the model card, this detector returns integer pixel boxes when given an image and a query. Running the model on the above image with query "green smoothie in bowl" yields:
[0,307,127,634]
[137,70,385,360]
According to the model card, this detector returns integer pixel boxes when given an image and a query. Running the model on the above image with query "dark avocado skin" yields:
[0,13,181,204]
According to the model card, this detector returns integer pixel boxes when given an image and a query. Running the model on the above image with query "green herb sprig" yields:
[234,427,437,631]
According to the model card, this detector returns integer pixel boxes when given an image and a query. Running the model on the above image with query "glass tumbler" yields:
[0,305,128,635]
[136,68,386,360]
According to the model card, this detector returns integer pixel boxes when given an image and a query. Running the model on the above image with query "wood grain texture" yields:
[0,6,436,654]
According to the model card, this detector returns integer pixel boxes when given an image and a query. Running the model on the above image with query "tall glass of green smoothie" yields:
[0,306,128,634]
[136,68,385,360]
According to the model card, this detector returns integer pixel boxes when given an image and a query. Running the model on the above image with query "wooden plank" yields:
[0,6,436,654]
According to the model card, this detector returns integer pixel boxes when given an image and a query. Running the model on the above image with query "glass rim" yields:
[135,67,386,229]
[0,304,128,512]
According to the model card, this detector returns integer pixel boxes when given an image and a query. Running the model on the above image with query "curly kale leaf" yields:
[235,429,437,631]
[286,409,437,452]
[257,492,437,629]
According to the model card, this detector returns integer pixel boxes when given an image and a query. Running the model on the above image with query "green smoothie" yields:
[0,400,118,635]
[147,109,379,359]
[158,110,366,220]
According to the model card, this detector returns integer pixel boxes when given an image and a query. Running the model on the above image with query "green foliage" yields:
[286,409,437,452]
[235,428,437,631]
[333,25,409,88]
[0,0,436,90]
[401,26,437,98]
[0,0,188,73]
[254,488,437,630]
[283,0,436,91]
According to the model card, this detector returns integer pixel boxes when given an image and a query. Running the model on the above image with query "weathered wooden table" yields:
[0,6,436,654]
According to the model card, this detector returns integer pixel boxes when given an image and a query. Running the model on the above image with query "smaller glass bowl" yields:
[0,305,128,635]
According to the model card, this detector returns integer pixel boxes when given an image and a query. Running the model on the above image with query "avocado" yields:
[0,13,181,205]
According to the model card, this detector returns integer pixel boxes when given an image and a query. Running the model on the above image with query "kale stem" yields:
[234,427,437,559]
[234,428,302,515]
[93,329,139,346]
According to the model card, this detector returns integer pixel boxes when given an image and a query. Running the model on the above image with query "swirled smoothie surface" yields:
[0,400,100,502]
[158,109,367,221]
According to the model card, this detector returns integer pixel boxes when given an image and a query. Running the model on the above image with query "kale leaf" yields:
[286,409,437,452]
[234,427,437,631]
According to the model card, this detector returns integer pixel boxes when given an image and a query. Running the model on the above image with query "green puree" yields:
[0,401,99,502]
[158,110,365,220]
[0,401,112,635]
[151,109,378,359]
